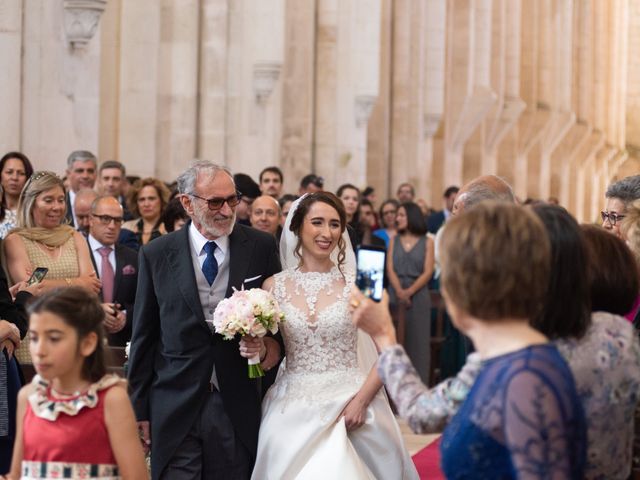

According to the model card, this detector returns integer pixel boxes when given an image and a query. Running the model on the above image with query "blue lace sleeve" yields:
[503,369,578,478]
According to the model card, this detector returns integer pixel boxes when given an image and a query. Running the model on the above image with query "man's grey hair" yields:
[605,175,640,207]
[457,175,515,211]
[176,160,233,195]
[67,150,97,169]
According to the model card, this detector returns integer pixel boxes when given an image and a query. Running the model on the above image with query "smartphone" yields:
[356,245,386,302]
[27,267,49,286]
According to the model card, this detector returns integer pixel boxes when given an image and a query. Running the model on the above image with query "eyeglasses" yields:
[190,192,243,211]
[92,214,124,225]
[382,210,397,216]
[601,211,626,226]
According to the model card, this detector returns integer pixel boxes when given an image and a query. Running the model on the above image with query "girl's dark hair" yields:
[0,151,34,221]
[531,204,591,339]
[29,287,107,382]
[399,202,427,235]
[581,224,639,315]
[161,197,189,232]
[289,192,347,271]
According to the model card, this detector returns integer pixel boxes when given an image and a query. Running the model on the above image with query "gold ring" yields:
[350,299,360,308]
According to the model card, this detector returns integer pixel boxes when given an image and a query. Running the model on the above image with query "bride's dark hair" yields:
[289,192,348,271]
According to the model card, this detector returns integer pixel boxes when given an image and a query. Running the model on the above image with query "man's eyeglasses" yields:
[601,211,626,226]
[190,192,243,211]
[92,214,124,225]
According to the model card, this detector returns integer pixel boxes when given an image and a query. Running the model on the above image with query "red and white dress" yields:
[21,374,124,480]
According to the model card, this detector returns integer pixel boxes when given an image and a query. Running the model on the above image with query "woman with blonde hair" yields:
[3,171,100,294]
[121,177,170,247]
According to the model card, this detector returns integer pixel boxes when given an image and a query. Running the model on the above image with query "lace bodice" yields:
[274,267,358,374]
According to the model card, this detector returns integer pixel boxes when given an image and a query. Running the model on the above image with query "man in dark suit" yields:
[426,185,459,234]
[128,161,282,479]
[64,150,97,227]
[86,195,138,346]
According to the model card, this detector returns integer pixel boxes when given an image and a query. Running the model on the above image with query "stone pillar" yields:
[483,0,525,174]
[155,0,200,180]
[0,0,23,153]
[225,0,285,177]
[422,0,447,200]
[112,0,161,177]
[21,0,103,170]
[198,0,230,165]
[366,0,392,198]
[443,0,497,188]
[280,0,316,193]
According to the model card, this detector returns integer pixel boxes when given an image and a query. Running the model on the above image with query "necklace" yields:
[50,382,90,399]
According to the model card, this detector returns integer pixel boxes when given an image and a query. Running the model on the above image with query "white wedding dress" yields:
[251,266,418,480]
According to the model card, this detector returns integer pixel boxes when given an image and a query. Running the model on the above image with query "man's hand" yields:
[137,420,151,455]
[101,304,126,333]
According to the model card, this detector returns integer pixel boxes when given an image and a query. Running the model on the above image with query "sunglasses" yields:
[190,192,243,211]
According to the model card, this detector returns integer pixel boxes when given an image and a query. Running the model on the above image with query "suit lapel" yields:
[166,226,207,325]
[85,238,103,302]
[226,224,253,296]
[114,246,124,289]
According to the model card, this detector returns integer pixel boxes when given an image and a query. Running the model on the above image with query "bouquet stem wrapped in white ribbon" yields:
[213,288,285,378]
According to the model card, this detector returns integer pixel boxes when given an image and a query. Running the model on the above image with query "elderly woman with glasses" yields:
[601,174,640,238]
[121,177,171,248]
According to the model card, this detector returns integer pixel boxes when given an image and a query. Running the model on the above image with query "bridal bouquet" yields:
[213,288,285,378]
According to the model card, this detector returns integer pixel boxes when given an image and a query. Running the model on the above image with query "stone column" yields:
[483,0,525,174]
[21,0,103,170]
[155,0,200,180]
[280,0,316,193]
[389,0,427,199]
[113,0,161,177]
[366,0,392,198]
[443,0,497,188]
[0,0,23,153]
[198,0,230,165]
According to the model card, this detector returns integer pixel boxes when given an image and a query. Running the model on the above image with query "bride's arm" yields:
[341,366,383,431]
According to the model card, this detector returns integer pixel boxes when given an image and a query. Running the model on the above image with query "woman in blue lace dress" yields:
[352,202,587,478]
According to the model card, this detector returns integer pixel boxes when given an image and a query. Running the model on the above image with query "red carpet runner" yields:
[411,438,444,479]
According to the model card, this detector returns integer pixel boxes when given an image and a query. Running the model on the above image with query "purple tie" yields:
[98,246,115,303]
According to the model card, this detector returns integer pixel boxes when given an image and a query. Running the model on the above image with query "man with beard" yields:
[127,160,282,479]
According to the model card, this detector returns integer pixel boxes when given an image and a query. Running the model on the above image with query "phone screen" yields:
[27,267,49,286]
[356,247,385,302]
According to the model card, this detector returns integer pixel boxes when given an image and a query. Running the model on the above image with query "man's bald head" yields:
[250,195,281,236]
[453,175,515,215]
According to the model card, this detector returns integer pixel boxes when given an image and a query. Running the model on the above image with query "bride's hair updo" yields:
[289,192,348,270]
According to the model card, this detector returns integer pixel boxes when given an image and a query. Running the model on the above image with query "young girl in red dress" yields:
[4,287,147,480]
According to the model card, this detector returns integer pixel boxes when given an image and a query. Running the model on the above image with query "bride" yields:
[251,192,418,479]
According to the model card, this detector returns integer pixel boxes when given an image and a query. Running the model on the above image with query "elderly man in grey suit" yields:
[127,160,282,479]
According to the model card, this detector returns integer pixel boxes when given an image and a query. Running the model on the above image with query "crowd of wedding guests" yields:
[0,147,638,478]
